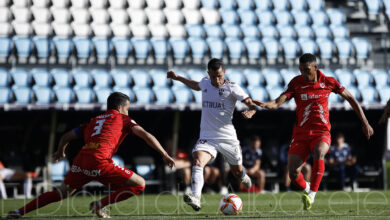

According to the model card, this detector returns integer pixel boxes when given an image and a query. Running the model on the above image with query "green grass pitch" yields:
[1,191,390,219]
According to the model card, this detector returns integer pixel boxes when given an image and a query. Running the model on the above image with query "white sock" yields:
[24,178,32,199]
[308,190,317,200]
[191,166,204,198]
[304,182,310,194]
[0,180,7,199]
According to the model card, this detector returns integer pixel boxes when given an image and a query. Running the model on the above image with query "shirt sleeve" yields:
[124,116,139,133]
[198,77,207,90]
[329,77,345,94]
[256,149,262,160]
[231,83,250,101]
[73,124,86,139]
[282,79,295,99]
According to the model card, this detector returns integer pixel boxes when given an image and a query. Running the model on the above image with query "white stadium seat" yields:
[183,0,200,9]
[11,6,32,22]
[130,24,150,38]
[0,7,12,22]
[52,22,73,36]
[12,21,33,36]
[127,8,148,25]
[31,7,51,23]
[128,0,145,9]
[0,23,13,36]
[70,0,88,9]
[200,8,220,24]
[52,0,69,8]
[0,0,10,7]
[32,22,53,36]
[164,9,184,24]
[109,0,126,9]
[148,24,168,38]
[146,0,164,9]
[71,22,92,36]
[90,0,107,9]
[92,23,112,37]
[182,9,202,24]
[111,24,131,37]
[51,7,71,23]
[13,0,31,7]
[109,9,129,24]
[166,24,187,38]
[164,0,181,9]
[145,8,166,25]
[71,8,91,24]
[33,0,49,7]
[90,9,110,24]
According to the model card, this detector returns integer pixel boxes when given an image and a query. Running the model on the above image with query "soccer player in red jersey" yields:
[7,92,175,218]
[253,53,374,210]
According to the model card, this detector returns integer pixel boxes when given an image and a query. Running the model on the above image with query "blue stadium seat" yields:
[130,69,152,87]
[281,38,300,59]
[150,38,168,59]
[360,87,378,104]
[238,10,257,25]
[171,70,190,89]
[353,69,373,89]
[201,0,218,8]
[112,155,125,167]
[307,0,324,10]
[188,37,208,59]
[256,10,275,25]
[244,39,263,59]
[0,87,11,104]
[248,86,268,101]
[226,69,246,86]
[334,38,354,59]
[206,37,225,58]
[277,25,297,39]
[169,38,189,59]
[31,68,52,87]
[172,87,193,104]
[72,69,93,88]
[52,37,73,59]
[134,87,154,104]
[272,0,290,10]
[295,25,314,39]
[193,89,202,103]
[91,69,112,88]
[274,10,293,25]
[372,69,389,89]
[188,69,206,81]
[237,0,253,9]
[321,69,337,78]
[0,37,12,59]
[330,25,349,39]
[51,160,69,181]
[313,25,332,39]
[262,38,280,59]
[92,37,110,60]
[335,69,356,87]
[185,24,205,38]
[298,38,318,54]
[259,25,279,39]
[204,24,224,38]
[32,36,51,59]
[150,69,170,87]
[74,88,95,104]
[111,37,132,59]
[219,0,236,9]
[326,9,346,25]
[219,9,239,24]
[225,38,244,59]
[329,93,342,104]
[94,88,113,104]
[73,37,92,59]
[316,38,334,59]
[290,0,308,11]
[12,86,33,104]
[112,87,135,102]
[267,86,284,100]
[0,68,11,87]
[54,87,74,104]
[10,68,31,87]
[352,38,371,60]
[262,68,282,89]
[222,25,242,38]
[13,36,33,58]
[241,25,260,39]
[254,0,272,11]
[379,87,390,103]
[131,38,151,59]
[310,10,329,26]
[51,68,72,88]
[111,69,131,88]
[292,10,311,26]
[153,87,174,104]
[244,69,264,87]
[280,69,299,85]
[364,0,382,15]
[33,87,54,104]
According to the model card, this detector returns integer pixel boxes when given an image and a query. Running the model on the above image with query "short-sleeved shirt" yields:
[329,143,351,163]
[242,146,262,169]
[282,70,345,132]
[75,109,139,160]
[198,77,249,139]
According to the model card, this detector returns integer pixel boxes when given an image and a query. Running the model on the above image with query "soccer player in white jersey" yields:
[167,58,257,211]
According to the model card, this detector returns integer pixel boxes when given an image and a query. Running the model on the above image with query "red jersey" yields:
[282,70,345,132]
[76,109,139,159]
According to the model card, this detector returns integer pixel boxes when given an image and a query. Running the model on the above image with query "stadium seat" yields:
[272,0,290,10]
[73,37,92,59]
[91,69,112,88]
[330,25,349,39]
[171,70,189,89]
[226,69,246,86]
[329,93,342,104]
[352,38,371,60]
[0,87,11,104]
[299,38,318,54]
[0,37,12,59]
[183,0,200,9]
[259,25,279,39]
[280,69,299,85]
[109,0,126,9]
[164,0,182,9]
[147,0,164,9]
[186,24,205,38]
[245,39,263,59]
[94,88,113,104]
[32,36,51,59]
[32,22,53,37]
[167,24,187,38]
[51,8,71,23]
[281,39,300,59]
[91,0,107,9]
[31,68,52,87]
[131,38,151,59]
[256,10,275,25]
[128,0,145,9]
[134,87,154,104]
[262,68,282,89]
[316,38,334,59]
[277,25,297,39]
[150,69,170,87]
[12,22,33,36]
[237,0,253,9]
[307,0,324,11]
[148,24,168,38]
[74,88,94,104]
[244,69,264,87]
[188,37,208,59]
[292,10,311,26]
[0,68,10,87]
[296,25,314,39]
[145,9,166,25]
[334,38,354,59]
[51,68,72,88]
[10,68,31,87]
[372,69,389,89]
[13,86,33,104]
[219,0,236,9]
[127,9,147,25]
[335,69,356,87]
[201,0,218,8]
[169,38,189,59]
[72,69,93,88]
[172,87,193,104]
[238,10,257,25]
[131,69,152,87]
[92,37,110,60]
[0,23,13,37]
[274,10,293,26]
[290,0,307,11]
[219,9,239,24]
[241,25,260,39]
[110,69,131,88]
[164,9,184,25]
[150,38,168,59]
[53,37,73,59]
[207,38,225,58]
[248,86,268,101]
[353,69,373,89]
[267,86,284,100]
[204,24,224,38]
[111,37,132,59]
[13,36,33,58]
[33,87,54,104]
[310,10,329,26]
[11,6,32,23]
[222,25,242,38]
[262,38,280,59]
[182,9,202,24]
[225,38,244,59]
[109,9,129,24]
[313,25,332,39]
[321,69,337,79]
[153,87,174,104]
[111,24,130,38]
[364,0,382,15]
[188,69,206,81]
[254,0,271,11]
[360,87,378,104]
[379,87,390,103]
[0,7,12,22]
[326,9,346,25]
[112,87,135,102]
[51,160,69,181]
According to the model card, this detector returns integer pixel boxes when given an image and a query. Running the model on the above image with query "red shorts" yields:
[64,153,133,190]
[288,129,331,162]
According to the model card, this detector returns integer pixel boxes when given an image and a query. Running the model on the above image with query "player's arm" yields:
[379,100,390,124]
[248,159,261,174]
[131,126,175,168]
[167,70,201,91]
[241,98,257,119]
[52,129,79,162]
[253,94,289,110]
[339,89,374,139]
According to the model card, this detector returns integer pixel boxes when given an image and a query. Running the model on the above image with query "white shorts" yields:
[192,139,242,165]
[0,168,15,181]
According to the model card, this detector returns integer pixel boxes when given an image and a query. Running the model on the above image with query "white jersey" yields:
[198,77,249,140]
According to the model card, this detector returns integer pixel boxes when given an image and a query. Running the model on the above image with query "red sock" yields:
[100,185,145,207]
[18,190,62,215]
[310,159,325,192]
[292,173,307,190]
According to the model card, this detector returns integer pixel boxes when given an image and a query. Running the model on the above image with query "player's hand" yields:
[241,109,256,119]
[162,154,175,169]
[167,71,179,80]
[252,100,265,107]
[362,123,374,140]
[52,151,66,163]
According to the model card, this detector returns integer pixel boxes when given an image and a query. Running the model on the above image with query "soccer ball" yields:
[219,193,242,215]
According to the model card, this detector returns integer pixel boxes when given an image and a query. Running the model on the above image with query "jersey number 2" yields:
[91,119,105,137]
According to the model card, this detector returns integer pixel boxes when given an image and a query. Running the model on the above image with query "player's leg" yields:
[310,141,330,194]
[288,154,310,193]
[9,170,34,199]
[0,174,7,199]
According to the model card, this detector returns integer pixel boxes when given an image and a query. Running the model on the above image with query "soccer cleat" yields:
[183,193,201,211]
[241,174,252,189]
[301,192,314,210]
[90,201,111,218]
[7,210,22,219]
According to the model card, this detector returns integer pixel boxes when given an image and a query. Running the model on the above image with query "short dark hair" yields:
[107,92,130,110]
[250,135,261,142]
[299,53,317,64]
[207,58,224,71]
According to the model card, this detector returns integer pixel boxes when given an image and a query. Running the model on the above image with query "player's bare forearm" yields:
[241,98,257,119]
[253,95,287,110]
[167,71,200,91]
[54,130,78,162]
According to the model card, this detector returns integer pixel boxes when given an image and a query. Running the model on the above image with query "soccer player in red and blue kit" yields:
[253,53,374,210]
[7,92,175,218]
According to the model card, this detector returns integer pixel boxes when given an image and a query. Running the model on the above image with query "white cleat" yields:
[241,174,252,189]
[90,201,111,218]
[183,193,201,211]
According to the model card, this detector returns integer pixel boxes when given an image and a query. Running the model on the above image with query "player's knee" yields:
[288,168,299,180]
[137,177,146,188]
[232,169,243,178]
[193,159,205,168]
